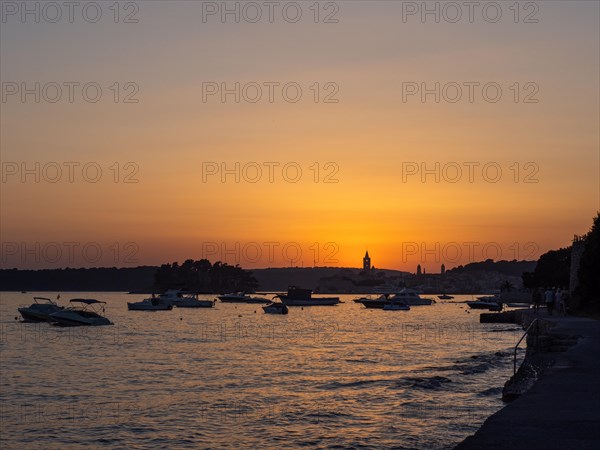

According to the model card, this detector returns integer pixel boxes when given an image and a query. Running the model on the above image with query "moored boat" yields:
[437,294,454,300]
[49,299,113,326]
[275,286,339,306]
[133,289,214,308]
[262,302,289,314]
[356,294,391,309]
[171,294,215,308]
[358,289,434,308]
[128,296,173,311]
[389,289,435,305]
[218,292,270,304]
[18,296,63,322]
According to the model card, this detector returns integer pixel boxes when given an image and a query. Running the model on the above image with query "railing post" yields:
[513,318,538,376]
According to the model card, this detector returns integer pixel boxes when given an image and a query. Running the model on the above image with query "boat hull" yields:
[128,302,173,311]
[401,298,434,306]
[18,306,63,322]
[279,296,340,306]
[172,300,214,308]
[49,312,112,326]
[383,304,410,311]
[218,297,270,304]
[359,299,429,308]
[467,301,502,311]
[358,300,389,309]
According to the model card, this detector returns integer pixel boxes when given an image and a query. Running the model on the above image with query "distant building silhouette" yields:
[417,264,422,276]
[441,264,445,274]
[363,251,371,272]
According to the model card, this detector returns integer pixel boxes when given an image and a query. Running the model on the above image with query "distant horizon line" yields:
[1,258,537,273]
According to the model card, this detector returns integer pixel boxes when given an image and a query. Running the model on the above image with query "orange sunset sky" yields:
[1,1,598,271]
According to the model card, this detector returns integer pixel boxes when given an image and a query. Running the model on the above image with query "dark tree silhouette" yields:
[527,247,571,289]
[575,213,600,309]
[153,259,258,293]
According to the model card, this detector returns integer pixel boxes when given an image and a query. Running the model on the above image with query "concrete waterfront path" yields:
[455,313,600,450]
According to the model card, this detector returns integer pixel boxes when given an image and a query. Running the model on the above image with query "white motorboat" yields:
[262,302,289,315]
[218,292,270,304]
[171,294,215,308]
[275,286,340,306]
[128,296,173,311]
[49,299,113,326]
[18,296,63,322]
[137,289,214,308]
[383,301,410,311]
[388,289,435,306]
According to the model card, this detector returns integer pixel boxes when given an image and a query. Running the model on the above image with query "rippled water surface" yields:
[0,292,524,449]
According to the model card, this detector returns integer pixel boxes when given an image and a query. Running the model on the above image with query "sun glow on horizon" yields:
[1,1,598,271]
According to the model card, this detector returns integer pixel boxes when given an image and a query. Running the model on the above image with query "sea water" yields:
[0,293,524,449]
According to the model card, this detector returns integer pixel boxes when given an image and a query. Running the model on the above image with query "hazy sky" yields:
[1,0,598,271]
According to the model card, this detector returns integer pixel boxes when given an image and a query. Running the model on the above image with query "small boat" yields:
[389,289,434,305]
[356,294,390,308]
[467,300,503,311]
[275,286,339,306]
[358,289,434,308]
[18,297,63,322]
[437,294,454,300]
[49,299,113,326]
[218,292,270,304]
[262,302,289,314]
[171,294,215,308]
[128,296,173,311]
[383,301,410,311]
[134,289,214,308]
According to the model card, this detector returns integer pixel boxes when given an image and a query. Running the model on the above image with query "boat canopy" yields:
[69,299,106,304]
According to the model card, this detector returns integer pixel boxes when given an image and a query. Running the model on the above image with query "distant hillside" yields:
[250,267,409,291]
[448,259,536,277]
[0,267,158,292]
[0,260,536,293]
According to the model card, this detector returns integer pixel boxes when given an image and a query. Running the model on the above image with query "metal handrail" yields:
[513,318,539,375]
